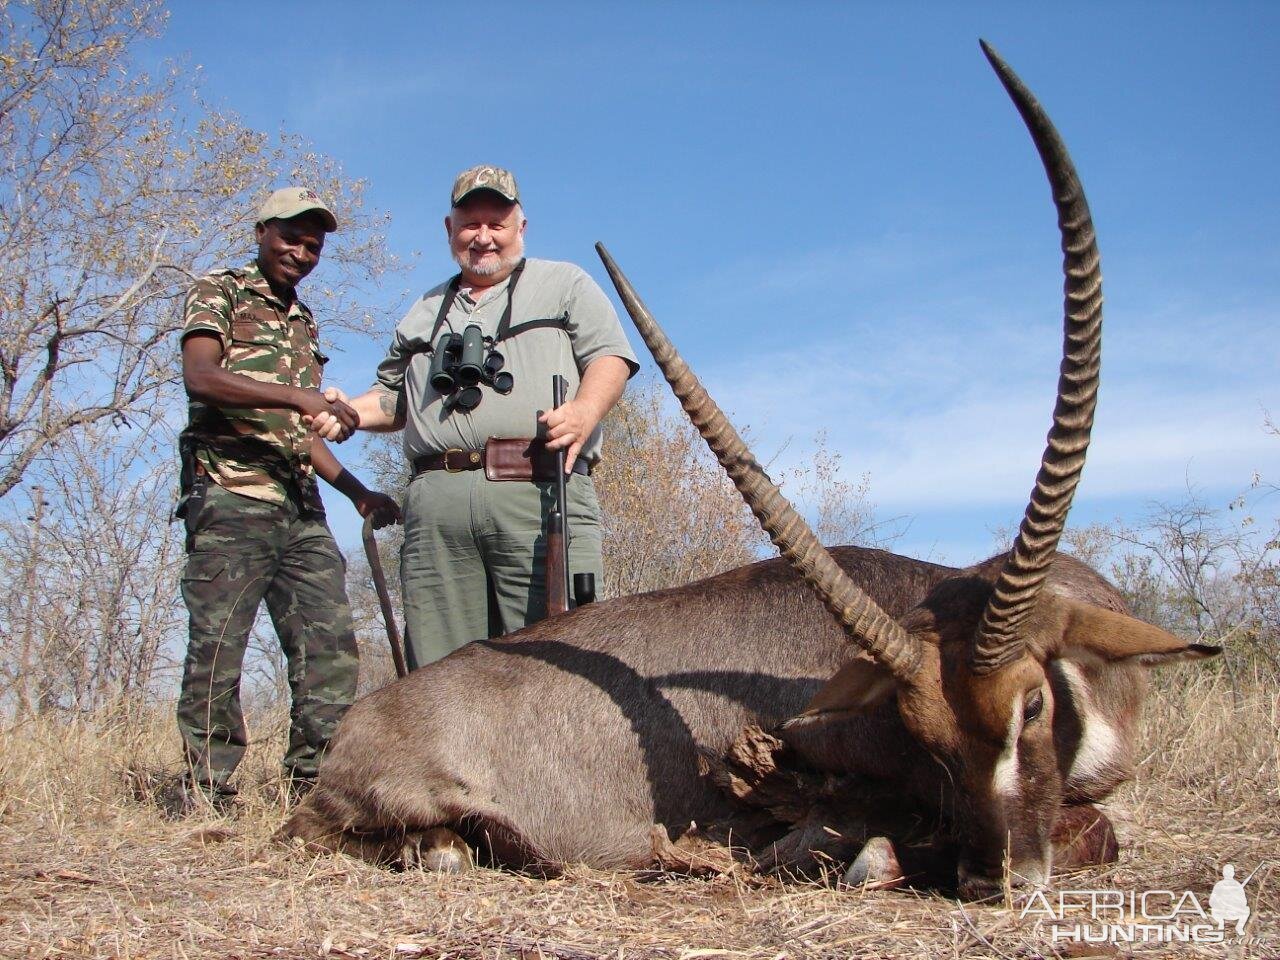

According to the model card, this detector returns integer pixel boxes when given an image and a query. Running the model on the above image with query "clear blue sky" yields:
[145,2,1278,564]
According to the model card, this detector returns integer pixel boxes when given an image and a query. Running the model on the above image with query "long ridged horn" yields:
[971,40,1103,674]
[596,243,922,680]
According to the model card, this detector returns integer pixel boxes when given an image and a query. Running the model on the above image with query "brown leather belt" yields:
[412,437,590,481]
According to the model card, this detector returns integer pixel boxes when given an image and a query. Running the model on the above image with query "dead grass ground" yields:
[1,667,1276,960]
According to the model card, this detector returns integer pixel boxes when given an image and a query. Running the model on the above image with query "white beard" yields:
[453,238,524,277]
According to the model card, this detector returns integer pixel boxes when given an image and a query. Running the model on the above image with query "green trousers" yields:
[400,469,603,668]
[177,481,358,795]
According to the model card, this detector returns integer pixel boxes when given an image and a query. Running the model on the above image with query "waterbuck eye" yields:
[1022,689,1045,724]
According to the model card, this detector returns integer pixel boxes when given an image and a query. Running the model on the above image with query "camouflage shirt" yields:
[179,261,325,505]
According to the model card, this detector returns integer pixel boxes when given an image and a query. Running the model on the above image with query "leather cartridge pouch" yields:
[483,437,561,482]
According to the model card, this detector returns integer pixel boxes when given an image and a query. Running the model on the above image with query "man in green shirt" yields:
[173,187,398,813]
[314,166,637,667]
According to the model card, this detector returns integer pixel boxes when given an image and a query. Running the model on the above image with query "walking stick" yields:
[362,515,409,679]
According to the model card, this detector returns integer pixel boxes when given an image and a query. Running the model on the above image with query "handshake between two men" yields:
[303,385,361,443]
[303,382,616,480]
[299,385,401,531]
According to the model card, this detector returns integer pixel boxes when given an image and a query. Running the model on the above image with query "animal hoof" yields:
[404,827,474,874]
[421,845,470,874]
[843,836,904,890]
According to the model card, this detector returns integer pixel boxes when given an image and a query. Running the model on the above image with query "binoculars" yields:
[427,324,514,410]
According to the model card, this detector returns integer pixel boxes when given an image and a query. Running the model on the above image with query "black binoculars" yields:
[427,324,514,410]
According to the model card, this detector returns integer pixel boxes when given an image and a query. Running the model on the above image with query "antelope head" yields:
[598,41,1219,898]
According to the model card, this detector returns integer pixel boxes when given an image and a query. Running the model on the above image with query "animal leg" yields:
[647,825,739,876]
[274,795,346,853]
[1051,803,1119,869]
[274,796,406,865]
[277,792,471,869]
[834,805,1119,891]
[758,812,869,879]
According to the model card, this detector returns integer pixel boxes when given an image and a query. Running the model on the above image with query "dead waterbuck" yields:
[277,42,1218,897]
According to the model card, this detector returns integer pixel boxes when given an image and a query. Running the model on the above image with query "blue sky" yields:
[145,2,1278,564]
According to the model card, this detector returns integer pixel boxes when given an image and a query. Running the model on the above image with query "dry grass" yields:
[1,668,1277,960]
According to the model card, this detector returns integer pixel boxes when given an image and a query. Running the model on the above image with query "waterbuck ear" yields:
[1056,597,1223,665]
[785,656,897,728]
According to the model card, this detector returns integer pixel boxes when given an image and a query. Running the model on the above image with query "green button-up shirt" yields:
[179,261,325,504]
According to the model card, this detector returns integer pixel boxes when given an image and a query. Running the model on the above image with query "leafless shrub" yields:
[1062,494,1279,682]
[0,422,184,715]
[593,382,768,597]
[0,0,400,499]
[594,379,886,600]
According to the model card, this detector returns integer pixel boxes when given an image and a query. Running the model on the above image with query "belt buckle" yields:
[443,447,466,473]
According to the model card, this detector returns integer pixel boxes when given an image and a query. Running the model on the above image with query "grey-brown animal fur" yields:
[278,547,1146,878]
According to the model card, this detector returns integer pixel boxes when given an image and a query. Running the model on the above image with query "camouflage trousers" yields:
[177,480,358,796]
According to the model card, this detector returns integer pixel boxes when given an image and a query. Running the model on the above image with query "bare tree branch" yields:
[0,0,401,500]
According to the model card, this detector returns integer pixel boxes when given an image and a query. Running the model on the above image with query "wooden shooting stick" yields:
[362,515,409,679]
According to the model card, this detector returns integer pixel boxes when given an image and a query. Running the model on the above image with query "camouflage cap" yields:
[450,165,520,206]
[256,187,338,232]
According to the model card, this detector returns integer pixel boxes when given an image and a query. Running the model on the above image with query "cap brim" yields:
[299,205,339,232]
[264,204,338,232]
[452,186,519,207]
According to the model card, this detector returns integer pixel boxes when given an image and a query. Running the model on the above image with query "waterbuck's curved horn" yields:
[596,243,922,680]
[971,40,1103,674]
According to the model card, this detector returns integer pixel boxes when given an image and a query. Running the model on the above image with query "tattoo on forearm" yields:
[379,391,399,418]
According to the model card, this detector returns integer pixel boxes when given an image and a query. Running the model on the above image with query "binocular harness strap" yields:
[427,258,529,348]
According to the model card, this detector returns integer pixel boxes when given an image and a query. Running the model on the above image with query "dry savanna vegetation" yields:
[3,398,1278,960]
[2,2,1278,959]
[1,666,1276,958]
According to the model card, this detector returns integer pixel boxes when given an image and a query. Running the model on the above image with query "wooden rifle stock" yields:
[546,510,568,616]
[545,375,572,617]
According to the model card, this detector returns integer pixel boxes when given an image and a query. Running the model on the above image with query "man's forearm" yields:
[310,436,403,527]
[182,333,356,435]
[311,437,369,500]
[350,385,407,432]
[185,360,309,412]
[573,356,630,425]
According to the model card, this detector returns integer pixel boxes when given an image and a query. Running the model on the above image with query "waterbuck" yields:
[278,43,1218,897]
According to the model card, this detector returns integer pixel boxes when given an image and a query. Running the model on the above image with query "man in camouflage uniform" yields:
[174,187,399,813]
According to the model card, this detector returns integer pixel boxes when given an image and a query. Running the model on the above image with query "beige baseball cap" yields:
[256,186,338,232]
[450,165,520,206]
